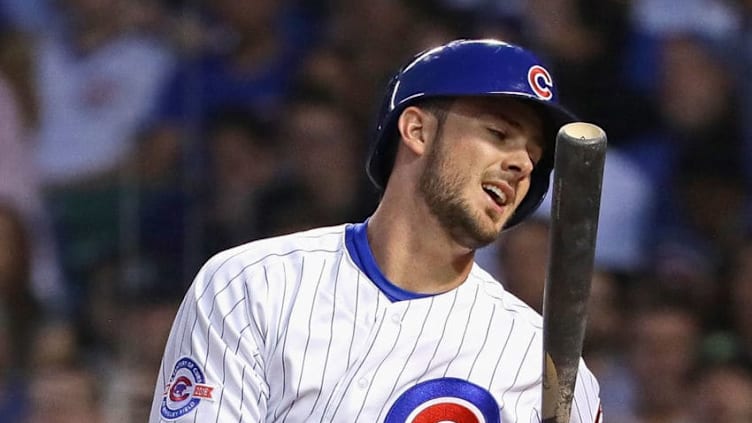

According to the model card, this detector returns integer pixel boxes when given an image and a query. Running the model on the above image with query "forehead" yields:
[450,97,542,122]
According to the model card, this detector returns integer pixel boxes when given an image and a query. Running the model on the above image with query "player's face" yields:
[418,97,544,249]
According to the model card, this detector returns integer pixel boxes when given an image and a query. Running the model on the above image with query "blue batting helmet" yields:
[366,39,576,228]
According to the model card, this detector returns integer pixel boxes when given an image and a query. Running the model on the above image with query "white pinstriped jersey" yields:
[149,222,601,423]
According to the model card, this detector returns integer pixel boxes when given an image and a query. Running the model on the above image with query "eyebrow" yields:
[495,111,522,130]
[494,111,545,150]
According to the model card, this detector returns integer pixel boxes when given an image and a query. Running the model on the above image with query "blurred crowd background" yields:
[1,0,752,421]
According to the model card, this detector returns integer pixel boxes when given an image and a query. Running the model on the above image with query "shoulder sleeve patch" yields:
[160,357,216,420]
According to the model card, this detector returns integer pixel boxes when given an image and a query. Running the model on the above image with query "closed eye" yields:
[488,126,542,167]
[487,128,508,140]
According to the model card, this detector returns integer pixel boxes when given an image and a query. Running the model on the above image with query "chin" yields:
[456,217,503,250]
[485,207,512,230]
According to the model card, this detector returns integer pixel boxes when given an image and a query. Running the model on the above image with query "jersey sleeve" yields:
[570,359,602,423]
[149,253,270,422]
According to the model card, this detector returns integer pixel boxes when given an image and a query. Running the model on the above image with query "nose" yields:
[501,145,534,180]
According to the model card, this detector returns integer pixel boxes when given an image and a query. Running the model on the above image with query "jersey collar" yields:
[345,220,431,302]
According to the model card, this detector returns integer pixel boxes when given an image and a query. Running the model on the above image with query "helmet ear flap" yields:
[366,73,403,191]
[505,152,554,228]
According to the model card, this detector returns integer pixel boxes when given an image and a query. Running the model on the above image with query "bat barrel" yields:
[542,122,607,423]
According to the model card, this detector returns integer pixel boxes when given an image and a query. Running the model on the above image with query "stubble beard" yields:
[418,136,503,250]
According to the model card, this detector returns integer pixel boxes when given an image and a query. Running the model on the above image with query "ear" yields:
[396,106,438,157]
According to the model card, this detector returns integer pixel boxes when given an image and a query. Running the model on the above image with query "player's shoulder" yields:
[573,356,602,422]
[203,224,348,275]
[469,263,543,330]
[470,267,602,410]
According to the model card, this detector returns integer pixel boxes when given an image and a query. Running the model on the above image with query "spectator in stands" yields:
[0,31,65,313]
[532,146,653,274]
[688,358,752,423]
[203,110,282,253]
[97,291,178,421]
[495,217,549,313]
[24,366,102,423]
[155,0,315,127]
[103,364,160,423]
[29,0,175,307]
[731,1,752,202]
[582,270,633,420]
[273,96,375,228]
[32,0,174,186]
[619,302,701,423]
[524,0,648,142]
[0,0,56,32]
[0,311,28,423]
[323,1,439,126]
[723,238,752,360]
[623,32,746,276]
[0,204,39,372]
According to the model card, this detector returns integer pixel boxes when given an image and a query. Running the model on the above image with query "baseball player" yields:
[149,39,602,423]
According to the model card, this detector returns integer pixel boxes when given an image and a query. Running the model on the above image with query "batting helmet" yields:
[366,39,576,228]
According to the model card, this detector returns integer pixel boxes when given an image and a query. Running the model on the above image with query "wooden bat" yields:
[541,122,607,423]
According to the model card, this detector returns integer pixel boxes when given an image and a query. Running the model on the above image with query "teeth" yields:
[482,184,507,204]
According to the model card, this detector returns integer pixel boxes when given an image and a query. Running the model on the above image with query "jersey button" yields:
[391,313,401,324]
[358,377,369,388]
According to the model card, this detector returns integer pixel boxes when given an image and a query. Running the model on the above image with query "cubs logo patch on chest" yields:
[385,378,500,423]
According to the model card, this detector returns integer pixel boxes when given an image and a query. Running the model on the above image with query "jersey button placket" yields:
[320,306,389,420]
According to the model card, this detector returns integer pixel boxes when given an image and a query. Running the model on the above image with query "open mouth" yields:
[482,183,508,207]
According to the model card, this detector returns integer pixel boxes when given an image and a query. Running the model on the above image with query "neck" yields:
[367,188,475,295]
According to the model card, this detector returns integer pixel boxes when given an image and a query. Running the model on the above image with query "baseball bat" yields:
[541,122,607,423]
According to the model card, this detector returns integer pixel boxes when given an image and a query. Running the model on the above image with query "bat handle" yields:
[542,122,607,423]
